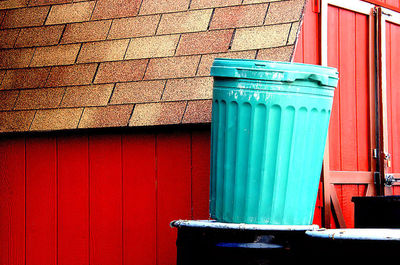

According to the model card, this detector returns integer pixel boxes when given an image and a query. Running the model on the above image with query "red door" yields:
[381,8,400,193]
[296,0,400,228]
[322,0,376,228]
[294,0,376,228]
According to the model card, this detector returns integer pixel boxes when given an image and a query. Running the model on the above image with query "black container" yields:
[352,196,400,228]
[171,220,316,265]
[305,229,400,265]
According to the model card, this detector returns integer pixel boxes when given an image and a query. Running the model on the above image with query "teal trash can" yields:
[209,58,338,225]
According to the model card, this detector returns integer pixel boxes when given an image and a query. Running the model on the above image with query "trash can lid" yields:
[210,58,339,87]
[171,220,319,232]
[306,229,400,241]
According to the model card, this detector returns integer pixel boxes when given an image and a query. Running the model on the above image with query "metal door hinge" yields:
[373,149,378,159]
[374,172,380,185]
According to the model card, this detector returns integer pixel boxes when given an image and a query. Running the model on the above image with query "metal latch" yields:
[384,174,400,187]
[384,152,392,168]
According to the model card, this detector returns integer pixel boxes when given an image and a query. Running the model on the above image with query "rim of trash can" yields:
[210,58,339,87]
[306,229,400,241]
[170,220,319,231]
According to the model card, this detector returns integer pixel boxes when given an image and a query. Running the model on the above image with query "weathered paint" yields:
[171,220,319,231]
[306,228,400,241]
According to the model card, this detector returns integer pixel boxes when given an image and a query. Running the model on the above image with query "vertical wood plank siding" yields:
[293,0,324,226]
[294,1,371,227]
[0,128,210,265]
[386,21,400,194]
[295,0,400,227]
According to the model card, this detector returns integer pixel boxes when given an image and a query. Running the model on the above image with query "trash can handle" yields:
[284,72,330,85]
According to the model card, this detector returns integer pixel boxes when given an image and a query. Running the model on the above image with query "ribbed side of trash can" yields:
[209,59,338,225]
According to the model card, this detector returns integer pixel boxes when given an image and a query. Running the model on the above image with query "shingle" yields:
[129,101,187,126]
[78,104,133,128]
[61,20,112,44]
[162,77,212,101]
[77,39,130,63]
[110,80,165,104]
[46,63,98,87]
[0,90,19,111]
[0,28,20,48]
[144,56,200,80]
[139,0,190,15]
[265,0,305,25]
[0,0,29,10]
[156,9,212,35]
[190,0,241,9]
[107,15,160,39]
[231,24,291,51]
[0,48,35,69]
[30,44,81,67]
[182,99,212,124]
[94,59,148,83]
[15,25,65,48]
[60,84,114,107]
[28,0,73,6]
[256,46,294,61]
[209,4,268,30]
[30,108,83,131]
[91,0,141,20]
[0,110,35,132]
[1,67,51,89]
[176,30,234,56]
[125,35,180,60]
[242,0,282,3]
[0,6,49,28]
[14,87,65,110]
[45,1,95,25]
[288,21,300,45]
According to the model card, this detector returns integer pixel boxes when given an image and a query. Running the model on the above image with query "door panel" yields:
[327,6,371,172]
[320,0,376,228]
[383,10,400,193]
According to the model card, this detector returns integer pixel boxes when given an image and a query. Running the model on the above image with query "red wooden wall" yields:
[327,5,372,227]
[385,21,400,194]
[0,128,210,265]
[296,0,400,227]
[365,0,400,10]
[293,0,324,227]
[294,0,373,228]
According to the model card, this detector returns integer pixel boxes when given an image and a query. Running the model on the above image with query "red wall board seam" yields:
[327,5,341,171]
[338,9,358,171]
[355,13,371,171]
[26,137,57,265]
[156,131,191,265]
[0,138,25,265]
[89,134,123,265]
[122,133,157,265]
[191,130,211,220]
[57,135,89,265]
[386,22,400,173]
